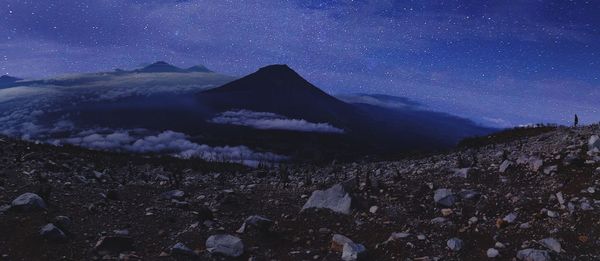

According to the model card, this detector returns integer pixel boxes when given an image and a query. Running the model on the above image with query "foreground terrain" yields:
[1,125,600,260]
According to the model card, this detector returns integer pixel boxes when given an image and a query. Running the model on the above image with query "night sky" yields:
[2,0,599,127]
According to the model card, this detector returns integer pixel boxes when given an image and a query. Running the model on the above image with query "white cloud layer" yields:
[56,129,285,166]
[210,110,344,133]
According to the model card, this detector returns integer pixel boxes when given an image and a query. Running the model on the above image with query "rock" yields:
[53,216,72,231]
[459,189,481,201]
[386,232,410,243]
[503,212,518,223]
[516,249,551,261]
[539,238,561,253]
[236,215,273,233]
[11,193,47,211]
[519,222,531,229]
[487,248,500,258]
[499,160,512,173]
[302,184,352,215]
[544,165,558,175]
[39,223,66,241]
[0,204,10,213]
[369,206,378,214]
[205,234,244,257]
[160,190,185,200]
[331,234,354,252]
[447,237,463,251]
[341,242,366,261]
[434,189,457,207]
[441,208,453,216]
[453,168,470,178]
[529,158,544,172]
[171,242,196,256]
[94,236,134,255]
[546,210,559,218]
[588,135,600,151]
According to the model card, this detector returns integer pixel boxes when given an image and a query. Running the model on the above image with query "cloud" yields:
[210,110,344,133]
[336,93,423,110]
[57,129,285,166]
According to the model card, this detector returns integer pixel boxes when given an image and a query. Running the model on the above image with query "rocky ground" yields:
[1,125,600,260]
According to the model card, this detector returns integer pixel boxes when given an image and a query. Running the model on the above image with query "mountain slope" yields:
[2,125,599,260]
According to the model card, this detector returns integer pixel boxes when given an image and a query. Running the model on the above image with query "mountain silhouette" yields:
[136,61,183,73]
[0,75,22,88]
[186,65,213,73]
[197,64,356,125]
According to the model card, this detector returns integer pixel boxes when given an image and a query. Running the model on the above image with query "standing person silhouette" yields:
[574,114,579,127]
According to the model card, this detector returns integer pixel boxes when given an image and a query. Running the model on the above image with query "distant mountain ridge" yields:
[135,61,213,73]
[0,75,23,88]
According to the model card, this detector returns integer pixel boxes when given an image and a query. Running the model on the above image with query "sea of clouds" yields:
[210,110,344,133]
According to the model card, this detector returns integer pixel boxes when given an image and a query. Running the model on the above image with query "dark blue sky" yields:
[1,0,599,127]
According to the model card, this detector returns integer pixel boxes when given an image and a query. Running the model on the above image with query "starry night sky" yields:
[1,0,599,127]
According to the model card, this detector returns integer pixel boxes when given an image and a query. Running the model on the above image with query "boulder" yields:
[53,216,72,232]
[341,242,366,261]
[516,249,551,261]
[11,193,47,211]
[39,223,66,241]
[302,184,352,215]
[205,234,244,257]
[434,189,457,207]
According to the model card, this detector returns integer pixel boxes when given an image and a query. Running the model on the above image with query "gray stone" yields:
[434,189,457,207]
[529,158,544,172]
[160,190,185,200]
[516,249,551,261]
[341,242,366,261]
[205,234,244,257]
[453,168,470,178]
[539,238,561,253]
[53,216,72,231]
[503,212,518,223]
[499,160,512,173]
[11,193,47,211]
[39,223,66,241]
[236,215,273,233]
[588,135,600,151]
[487,248,500,258]
[331,234,354,252]
[171,242,197,256]
[302,184,352,215]
[447,237,463,251]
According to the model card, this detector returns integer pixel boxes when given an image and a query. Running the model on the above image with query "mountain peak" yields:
[256,64,295,74]
[186,65,212,73]
[137,61,182,73]
[0,75,22,83]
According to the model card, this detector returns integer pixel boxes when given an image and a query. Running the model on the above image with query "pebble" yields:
[487,248,500,258]
[447,237,463,251]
